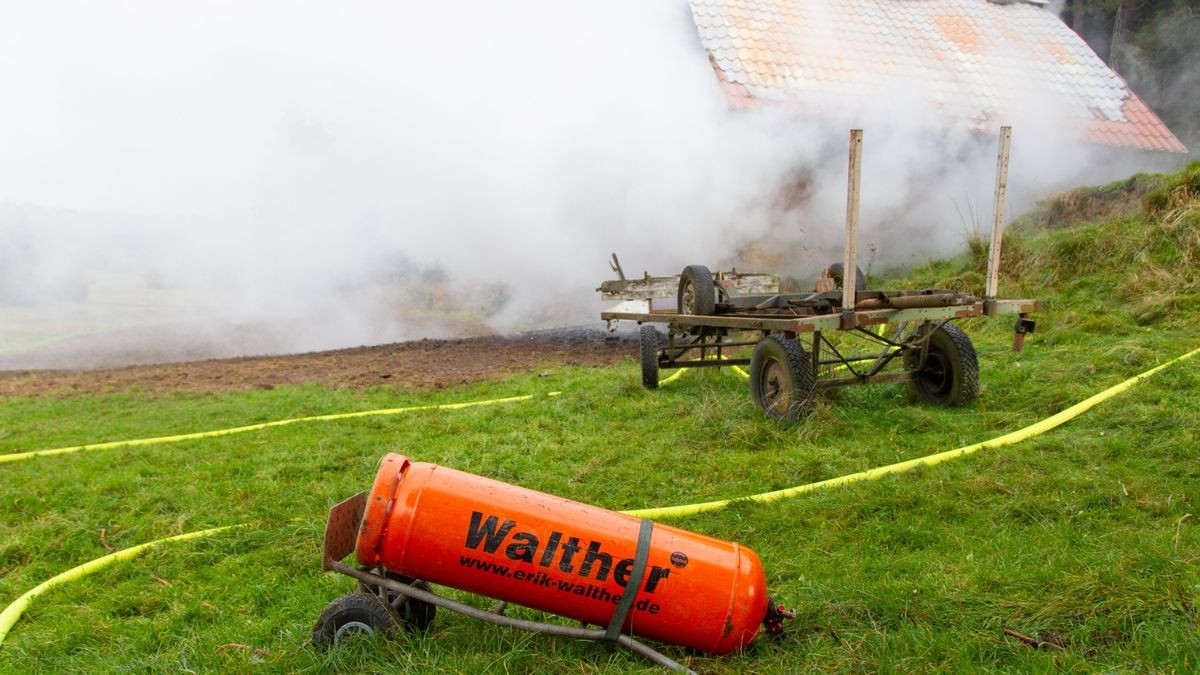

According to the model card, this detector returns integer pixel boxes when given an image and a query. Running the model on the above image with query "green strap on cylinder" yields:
[604,518,654,642]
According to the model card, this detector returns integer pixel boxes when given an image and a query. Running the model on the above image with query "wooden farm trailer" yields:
[599,128,1040,422]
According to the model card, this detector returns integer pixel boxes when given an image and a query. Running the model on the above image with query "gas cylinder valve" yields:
[763,600,795,636]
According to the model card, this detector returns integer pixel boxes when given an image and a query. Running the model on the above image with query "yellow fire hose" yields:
[1,335,879,464]
[0,524,247,646]
[659,330,890,383]
[0,393,561,464]
[1,345,1196,648]
[623,344,1200,519]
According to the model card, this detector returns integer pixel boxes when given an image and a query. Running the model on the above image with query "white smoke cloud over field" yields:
[0,1,1181,366]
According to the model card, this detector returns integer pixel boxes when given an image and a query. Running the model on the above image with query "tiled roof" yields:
[689,0,1187,153]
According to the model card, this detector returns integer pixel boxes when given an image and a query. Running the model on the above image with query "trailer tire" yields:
[678,265,716,316]
[749,334,816,423]
[311,592,398,648]
[639,324,660,389]
[905,323,979,406]
[826,262,868,291]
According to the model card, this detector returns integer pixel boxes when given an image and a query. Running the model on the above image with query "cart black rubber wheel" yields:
[311,592,398,648]
[677,265,716,316]
[749,334,816,423]
[639,324,660,389]
[826,262,868,291]
[393,579,436,631]
[904,323,979,405]
[374,572,437,632]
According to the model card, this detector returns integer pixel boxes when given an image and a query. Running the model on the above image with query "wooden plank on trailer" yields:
[597,276,680,300]
[601,302,992,333]
[985,126,1012,300]
[597,272,779,300]
[843,129,863,318]
[715,272,780,296]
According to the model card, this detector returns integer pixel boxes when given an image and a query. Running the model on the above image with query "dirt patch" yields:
[0,329,636,397]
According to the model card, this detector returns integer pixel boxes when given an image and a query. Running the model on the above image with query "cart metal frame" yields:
[317,492,703,673]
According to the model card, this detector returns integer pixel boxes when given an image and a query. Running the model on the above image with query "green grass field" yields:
[2,165,1198,673]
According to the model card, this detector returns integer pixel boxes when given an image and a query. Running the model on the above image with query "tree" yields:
[1060,0,1199,151]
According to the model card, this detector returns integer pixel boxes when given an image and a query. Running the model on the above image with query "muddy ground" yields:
[0,328,636,397]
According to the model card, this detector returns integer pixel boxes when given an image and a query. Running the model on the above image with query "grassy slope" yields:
[1,164,1198,673]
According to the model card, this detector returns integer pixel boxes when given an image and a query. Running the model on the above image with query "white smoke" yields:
[0,1,1185,367]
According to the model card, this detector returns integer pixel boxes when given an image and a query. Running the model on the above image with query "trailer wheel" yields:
[639,324,660,389]
[905,323,979,405]
[826,262,868,290]
[311,592,398,648]
[677,265,716,316]
[749,335,816,423]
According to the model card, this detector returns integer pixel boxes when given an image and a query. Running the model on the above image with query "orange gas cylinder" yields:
[355,453,771,655]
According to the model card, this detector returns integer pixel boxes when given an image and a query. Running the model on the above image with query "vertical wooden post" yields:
[984,126,1011,313]
[842,129,863,327]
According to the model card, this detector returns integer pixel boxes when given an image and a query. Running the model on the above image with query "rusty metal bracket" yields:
[839,310,858,330]
[609,253,626,281]
[1012,314,1036,352]
[322,492,366,571]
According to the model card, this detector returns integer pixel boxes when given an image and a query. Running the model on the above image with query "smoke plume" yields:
[0,1,1186,368]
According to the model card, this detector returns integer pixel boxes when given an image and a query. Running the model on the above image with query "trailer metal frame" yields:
[598,127,1040,422]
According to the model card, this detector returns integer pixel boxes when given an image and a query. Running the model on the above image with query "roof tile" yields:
[688,0,1184,152]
